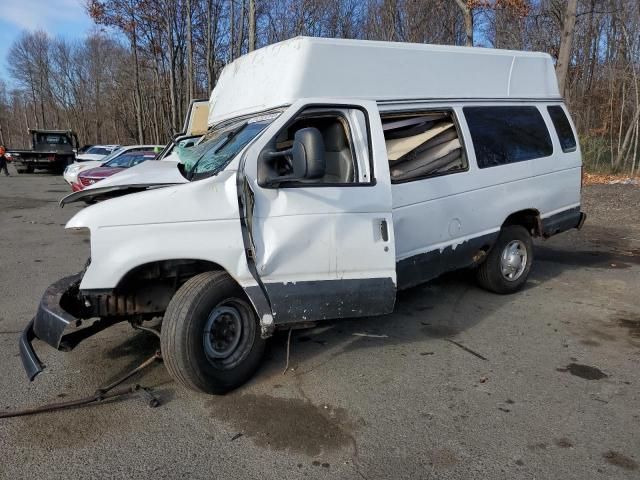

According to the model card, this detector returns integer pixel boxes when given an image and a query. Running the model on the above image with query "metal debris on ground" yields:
[0,351,162,419]
[282,328,293,375]
[445,339,488,361]
[352,333,389,338]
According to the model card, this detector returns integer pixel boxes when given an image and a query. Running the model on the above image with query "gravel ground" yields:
[0,168,639,479]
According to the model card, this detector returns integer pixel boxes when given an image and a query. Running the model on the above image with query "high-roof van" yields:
[20,37,585,394]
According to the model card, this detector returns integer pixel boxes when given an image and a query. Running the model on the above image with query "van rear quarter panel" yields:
[388,103,581,264]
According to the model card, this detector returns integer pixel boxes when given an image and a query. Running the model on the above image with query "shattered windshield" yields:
[179,113,279,180]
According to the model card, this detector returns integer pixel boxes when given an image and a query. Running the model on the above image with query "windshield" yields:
[37,134,69,145]
[86,146,113,155]
[179,114,278,180]
[105,152,155,168]
[89,147,124,163]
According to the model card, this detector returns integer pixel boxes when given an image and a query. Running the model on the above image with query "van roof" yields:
[208,37,561,126]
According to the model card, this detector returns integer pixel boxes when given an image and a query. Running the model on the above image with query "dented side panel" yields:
[241,99,398,324]
[66,170,257,293]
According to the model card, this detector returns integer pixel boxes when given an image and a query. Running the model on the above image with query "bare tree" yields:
[248,0,257,51]
[556,0,578,96]
[453,0,473,46]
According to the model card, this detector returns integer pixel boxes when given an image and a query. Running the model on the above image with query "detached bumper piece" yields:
[19,273,118,381]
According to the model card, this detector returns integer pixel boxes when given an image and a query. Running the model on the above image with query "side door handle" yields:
[380,219,389,242]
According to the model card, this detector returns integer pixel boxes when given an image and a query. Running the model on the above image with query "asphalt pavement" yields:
[0,168,639,479]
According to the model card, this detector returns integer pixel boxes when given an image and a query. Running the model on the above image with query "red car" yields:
[74,151,157,191]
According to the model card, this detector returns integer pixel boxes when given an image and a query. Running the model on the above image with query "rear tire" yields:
[476,225,533,294]
[161,271,266,394]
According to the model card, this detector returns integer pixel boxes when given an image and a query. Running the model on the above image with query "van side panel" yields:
[386,103,582,290]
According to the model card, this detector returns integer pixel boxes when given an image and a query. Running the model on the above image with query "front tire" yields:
[476,225,533,294]
[161,271,266,394]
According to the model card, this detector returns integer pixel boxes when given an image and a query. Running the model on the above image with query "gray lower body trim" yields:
[541,207,585,237]
[396,231,500,291]
[254,277,396,325]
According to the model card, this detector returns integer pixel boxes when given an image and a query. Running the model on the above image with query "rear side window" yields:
[382,110,468,182]
[547,106,577,152]
[464,106,553,168]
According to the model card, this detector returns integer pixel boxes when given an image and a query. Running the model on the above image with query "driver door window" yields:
[258,108,372,186]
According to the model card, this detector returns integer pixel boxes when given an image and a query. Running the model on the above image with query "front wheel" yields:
[161,271,266,394]
[476,225,533,294]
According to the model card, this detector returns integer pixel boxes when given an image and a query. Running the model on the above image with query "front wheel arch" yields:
[112,259,272,334]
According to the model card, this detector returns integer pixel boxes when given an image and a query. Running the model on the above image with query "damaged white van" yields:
[20,37,585,394]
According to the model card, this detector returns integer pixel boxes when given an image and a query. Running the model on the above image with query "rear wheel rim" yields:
[500,240,527,281]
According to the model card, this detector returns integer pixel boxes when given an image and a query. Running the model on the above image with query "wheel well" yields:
[81,260,247,320]
[502,209,542,237]
[116,259,225,292]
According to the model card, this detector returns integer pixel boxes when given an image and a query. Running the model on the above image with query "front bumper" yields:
[19,274,121,381]
[19,274,83,380]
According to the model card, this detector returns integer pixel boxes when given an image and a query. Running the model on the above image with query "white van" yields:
[20,38,585,394]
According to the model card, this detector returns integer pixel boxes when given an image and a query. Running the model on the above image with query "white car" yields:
[22,38,585,394]
[75,145,120,162]
[64,145,163,187]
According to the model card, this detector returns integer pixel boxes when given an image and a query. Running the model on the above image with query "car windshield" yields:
[86,146,113,155]
[105,152,155,168]
[95,147,125,163]
[179,113,279,180]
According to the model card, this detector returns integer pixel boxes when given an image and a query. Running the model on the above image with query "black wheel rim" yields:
[201,298,254,370]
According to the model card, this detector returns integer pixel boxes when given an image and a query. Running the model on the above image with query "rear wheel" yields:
[476,225,533,294]
[160,271,266,394]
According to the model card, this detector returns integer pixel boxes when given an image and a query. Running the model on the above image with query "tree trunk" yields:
[230,0,235,61]
[130,15,144,144]
[556,0,578,97]
[453,0,473,47]
[167,13,178,133]
[248,0,256,52]
[236,0,245,59]
[186,0,195,102]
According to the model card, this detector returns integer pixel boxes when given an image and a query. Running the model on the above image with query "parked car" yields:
[64,145,163,187]
[20,38,585,396]
[74,151,157,191]
[7,129,79,174]
[77,145,94,154]
[75,145,120,162]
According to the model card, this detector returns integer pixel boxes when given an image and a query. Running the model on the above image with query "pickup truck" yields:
[8,129,79,174]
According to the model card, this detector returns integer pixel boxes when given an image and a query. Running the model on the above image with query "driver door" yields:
[242,99,397,325]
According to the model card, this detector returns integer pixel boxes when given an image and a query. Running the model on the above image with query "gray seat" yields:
[321,122,354,183]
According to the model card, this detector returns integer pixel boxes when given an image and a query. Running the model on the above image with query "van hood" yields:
[61,160,187,206]
[66,169,238,230]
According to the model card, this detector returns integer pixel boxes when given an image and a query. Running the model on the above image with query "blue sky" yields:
[0,0,94,84]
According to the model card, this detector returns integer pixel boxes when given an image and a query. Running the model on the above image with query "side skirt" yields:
[396,231,500,291]
[541,206,585,237]
[252,277,397,326]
